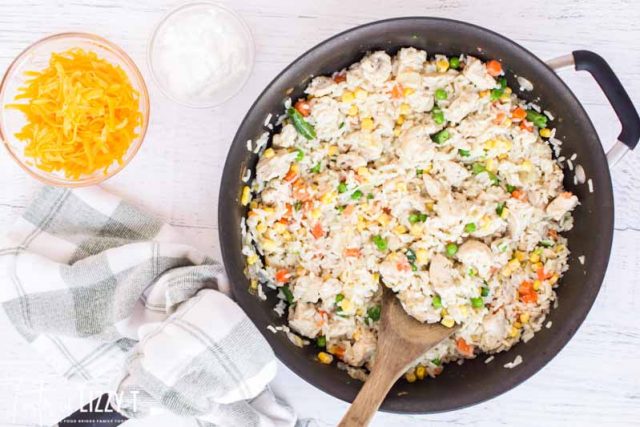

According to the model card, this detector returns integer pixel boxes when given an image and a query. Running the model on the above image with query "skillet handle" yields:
[546,50,640,167]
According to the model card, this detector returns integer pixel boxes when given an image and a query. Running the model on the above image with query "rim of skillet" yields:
[219,16,614,414]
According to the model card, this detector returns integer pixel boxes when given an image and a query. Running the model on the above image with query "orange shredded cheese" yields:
[7,48,142,179]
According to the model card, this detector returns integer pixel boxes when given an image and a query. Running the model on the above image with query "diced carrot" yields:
[311,223,324,239]
[511,107,527,121]
[548,229,558,239]
[344,248,361,257]
[486,60,503,77]
[520,120,533,132]
[275,269,289,283]
[331,345,345,358]
[294,99,311,117]
[518,280,538,304]
[342,205,355,216]
[284,203,293,218]
[433,366,443,376]
[391,83,404,99]
[511,189,526,200]
[537,267,552,281]
[284,167,297,182]
[277,218,289,225]
[456,338,475,357]
[396,260,411,272]
[493,111,505,125]
[333,72,347,83]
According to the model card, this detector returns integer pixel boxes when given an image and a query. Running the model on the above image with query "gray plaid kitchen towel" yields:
[0,186,298,427]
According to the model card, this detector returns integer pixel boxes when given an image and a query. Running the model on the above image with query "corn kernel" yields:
[521,160,532,171]
[357,167,370,178]
[327,145,338,156]
[405,371,417,383]
[400,103,411,115]
[529,253,540,263]
[426,202,435,211]
[480,215,491,229]
[396,115,405,125]
[249,201,258,209]
[261,239,276,252]
[486,158,496,172]
[533,262,543,271]
[347,104,359,116]
[500,93,510,102]
[410,223,423,237]
[373,273,380,282]
[504,87,512,95]
[356,217,366,232]
[393,128,402,137]
[519,313,530,323]
[514,321,522,329]
[479,90,490,98]
[555,244,566,253]
[514,251,527,262]
[503,118,512,127]
[441,317,455,328]
[395,182,407,192]
[341,91,355,103]
[289,163,299,175]
[484,139,497,150]
[247,254,259,265]
[498,153,508,160]
[441,308,448,316]
[533,279,541,291]
[355,87,368,99]
[311,208,321,219]
[393,225,408,234]
[540,128,552,138]
[416,249,429,265]
[262,207,275,214]
[321,191,335,205]
[317,351,334,364]
[458,305,468,317]
[339,298,352,312]
[500,207,510,219]
[508,259,520,270]
[356,308,364,317]
[361,117,374,131]
[422,164,433,173]
[436,58,449,73]
[250,279,258,290]
[241,186,251,206]
[509,326,520,337]
[282,231,292,241]
[403,87,415,97]
[377,213,391,226]
[415,365,426,380]
[256,222,267,233]
[263,148,275,158]
[549,274,559,285]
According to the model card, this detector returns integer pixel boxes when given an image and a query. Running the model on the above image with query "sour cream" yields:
[149,2,254,107]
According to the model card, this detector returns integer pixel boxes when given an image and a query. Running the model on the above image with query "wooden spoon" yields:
[338,286,459,427]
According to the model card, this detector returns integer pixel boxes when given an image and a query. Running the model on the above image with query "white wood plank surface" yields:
[0,0,639,426]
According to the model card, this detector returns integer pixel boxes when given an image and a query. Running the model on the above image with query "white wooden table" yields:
[1,1,639,426]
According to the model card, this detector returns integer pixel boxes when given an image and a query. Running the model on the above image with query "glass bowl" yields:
[147,2,255,108]
[0,32,150,187]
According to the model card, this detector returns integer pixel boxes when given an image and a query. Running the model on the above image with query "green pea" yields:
[432,295,442,309]
[294,201,302,211]
[432,107,445,125]
[335,293,345,303]
[435,88,448,100]
[496,201,506,216]
[372,235,388,251]
[449,57,460,69]
[336,205,345,213]
[432,129,451,144]
[490,88,504,101]
[464,222,477,233]
[418,213,428,222]
[310,163,321,173]
[367,193,374,200]
[481,286,490,297]
[506,184,516,193]
[446,242,458,257]
[409,213,420,224]
[416,168,424,176]
[316,335,326,347]
[458,149,471,157]
[539,239,554,248]
[367,305,381,321]
[498,76,507,89]
[338,182,347,193]
[470,297,484,308]
[351,189,363,200]
[431,358,442,366]
[411,263,418,272]
[472,163,486,175]
[295,149,304,161]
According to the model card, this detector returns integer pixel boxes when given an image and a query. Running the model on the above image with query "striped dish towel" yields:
[0,186,298,427]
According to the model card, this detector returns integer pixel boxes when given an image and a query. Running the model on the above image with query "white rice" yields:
[588,178,594,193]
[242,49,577,381]
[504,354,523,369]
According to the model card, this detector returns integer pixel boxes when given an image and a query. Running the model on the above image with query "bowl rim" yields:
[220,16,613,414]
[146,1,255,109]
[0,32,150,187]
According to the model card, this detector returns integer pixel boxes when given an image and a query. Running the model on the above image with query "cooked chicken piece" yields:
[545,192,578,221]
[256,150,294,184]
[292,275,322,303]
[444,91,481,124]
[462,57,497,90]
[260,181,290,205]
[361,51,392,86]
[394,47,427,74]
[397,125,437,166]
[430,254,454,289]
[336,152,367,169]
[305,75,338,97]
[480,310,508,350]
[423,174,447,199]
[271,123,299,148]
[456,239,493,278]
[440,160,471,188]
[342,328,376,367]
[288,302,322,338]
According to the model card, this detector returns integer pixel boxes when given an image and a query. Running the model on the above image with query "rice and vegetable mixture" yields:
[241,48,578,381]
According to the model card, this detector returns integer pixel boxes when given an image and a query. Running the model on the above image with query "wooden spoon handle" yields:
[337,364,401,427]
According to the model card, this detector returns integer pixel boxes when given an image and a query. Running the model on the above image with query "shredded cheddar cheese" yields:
[7,48,142,179]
